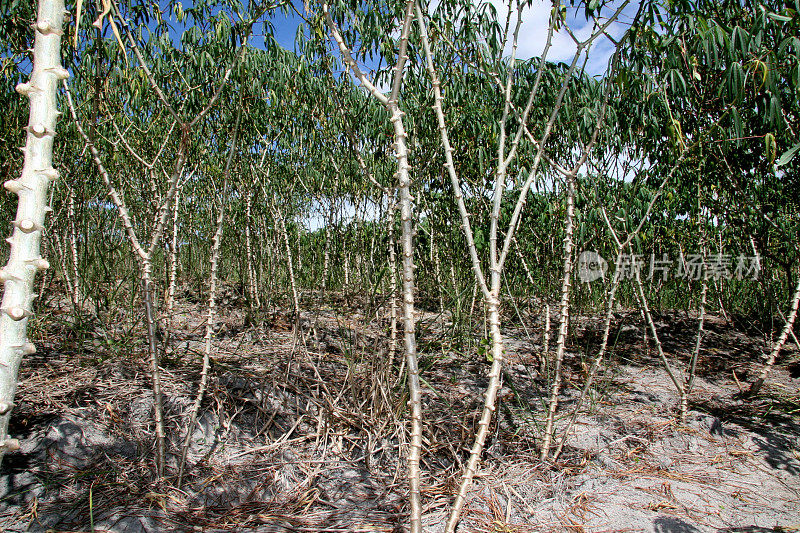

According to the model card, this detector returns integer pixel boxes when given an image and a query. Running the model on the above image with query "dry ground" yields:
[1,289,799,532]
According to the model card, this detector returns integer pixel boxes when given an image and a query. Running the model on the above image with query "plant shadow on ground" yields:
[1,294,799,532]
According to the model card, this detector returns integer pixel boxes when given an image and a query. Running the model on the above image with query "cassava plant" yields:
[177,97,243,484]
[319,0,423,527]
[0,0,67,464]
[415,0,638,525]
[64,1,256,476]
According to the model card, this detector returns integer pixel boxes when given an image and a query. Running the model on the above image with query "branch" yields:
[64,81,148,261]
[322,3,390,107]
[415,0,490,299]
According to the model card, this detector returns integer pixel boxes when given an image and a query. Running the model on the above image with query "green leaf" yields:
[767,12,793,22]
[731,107,743,144]
[727,61,744,102]
[776,141,800,167]
[765,133,777,163]
[108,16,128,67]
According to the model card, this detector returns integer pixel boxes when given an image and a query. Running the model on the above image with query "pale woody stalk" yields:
[552,251,623,461]
[177,101,242,484]
[66,84,188,476]
[432,235,445,312]
[625,168,694,415]
[166,184,181,331]
[530,6,641,461]
[255,171,300,321]
[684,193,708,419]
[742,224,800,397]
[618,191,686,419]
[323,2,422,529]
[387,205,399,374]
[749,274,800,396]
[416,1,631,526]
[542,304,550,373]
[539,173,575,458]
[606,152,695,421]
[273,198,301,322]
[68,188,81,306]
[634,266,686,404]
[51,229,75,307]
[65,25,247,474]
[79,2,262,473]
[415,2,531,527]
[322,204,331,294]
[0,0,67,464]
[551,154,687,458]
[245,192,261,309]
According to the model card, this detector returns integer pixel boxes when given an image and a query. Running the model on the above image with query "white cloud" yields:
[487,0,633,73]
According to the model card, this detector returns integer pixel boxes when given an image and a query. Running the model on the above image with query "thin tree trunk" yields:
[469,279,478,318]
[748,273,800,396]
[245,193,260,309]
[343,252,350,289]
[552,252,623,460]
[634,268,685,407]
[684,272,707,418]
[542,303,551,374]
[415,4,641,522]
[683,207,708,419]
[52,232,75,304]
[66,88,191,477]
[551,161,683,456]
[259,215,274,310]
[322,210,331,295]
[387,205,398,375]
[541,174,576,460]
[295,230,303,278]
[369,219,377,281]
[324,3,421,528]
[715,232,730,323]
[165,184,180,339]
[141,260,166,476]
[513,235,535,289]
[177,199,225,483]
[393,109,423,533]
[449,262,458,306]
[446,295,505,531]
[37,234,51,302]
[176,99,240,482]
[273,201,300,321]
[0,0,66,464]
[68,187,81,306]
[431,233,445,312]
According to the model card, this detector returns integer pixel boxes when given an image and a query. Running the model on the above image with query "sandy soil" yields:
[1,294,798,532]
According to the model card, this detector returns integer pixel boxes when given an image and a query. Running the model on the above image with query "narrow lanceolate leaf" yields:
[776,141,800,167]
[1,0,66,464]
[767,12,793,23]
[108,16,128,66]
[731,106,743,144]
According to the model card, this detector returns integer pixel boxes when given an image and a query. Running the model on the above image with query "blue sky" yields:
[157,0,632,76]
[257,0,305,51]
[154,0,304,52]
[486,0,640,74]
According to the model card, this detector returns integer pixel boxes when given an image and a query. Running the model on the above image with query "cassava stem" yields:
[0,0,67,464]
